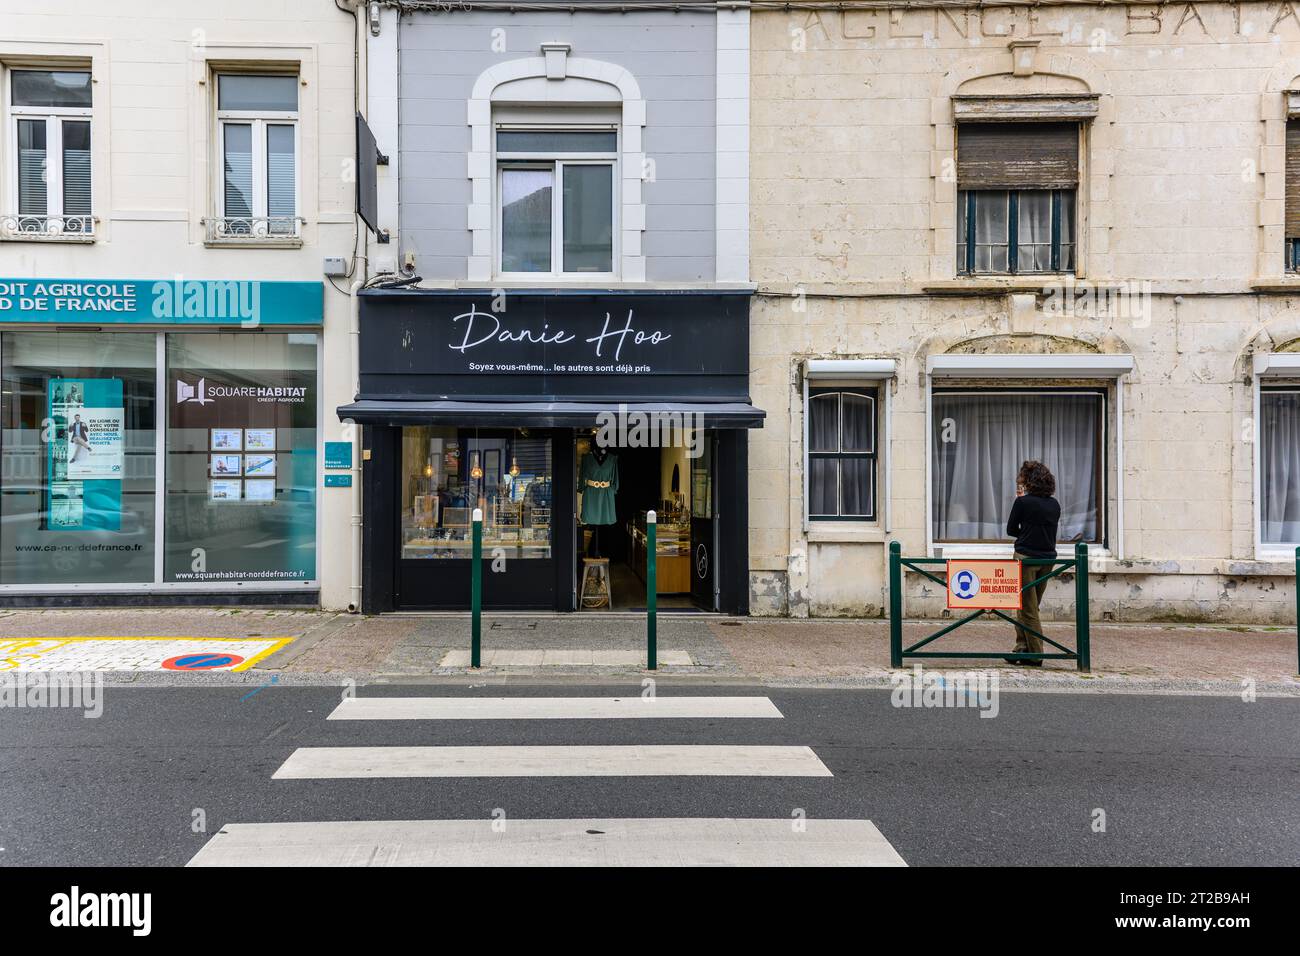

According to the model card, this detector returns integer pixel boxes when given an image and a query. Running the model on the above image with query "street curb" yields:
[64,666,1300,696]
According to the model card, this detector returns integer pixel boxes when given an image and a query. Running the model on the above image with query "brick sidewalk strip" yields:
[0,608,1295,691]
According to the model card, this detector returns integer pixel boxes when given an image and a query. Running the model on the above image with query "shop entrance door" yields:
[690,432,718,610]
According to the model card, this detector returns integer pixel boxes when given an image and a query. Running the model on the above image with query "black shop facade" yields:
[340,289,763,614]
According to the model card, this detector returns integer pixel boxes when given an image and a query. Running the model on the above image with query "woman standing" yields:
[1005,460,1061,667]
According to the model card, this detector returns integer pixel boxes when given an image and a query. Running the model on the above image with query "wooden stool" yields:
[580,558,612,609]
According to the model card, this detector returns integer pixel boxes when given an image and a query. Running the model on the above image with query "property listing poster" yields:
[166,363,316,582]
[46,378,125,531]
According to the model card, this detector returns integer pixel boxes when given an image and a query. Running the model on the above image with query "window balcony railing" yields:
[203,215,304,243]
[0,214,96,241]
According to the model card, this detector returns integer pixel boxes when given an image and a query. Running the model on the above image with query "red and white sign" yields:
[946,559,1022,611]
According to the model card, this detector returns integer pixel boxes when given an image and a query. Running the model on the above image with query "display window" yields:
[0,331,156,584]
[0,328,319,592]
[164,332,317,583]
[400,426,553,560]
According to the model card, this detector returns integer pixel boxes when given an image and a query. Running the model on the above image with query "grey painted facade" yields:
[397,9,718,283]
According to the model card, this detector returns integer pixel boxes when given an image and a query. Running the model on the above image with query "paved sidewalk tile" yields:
[0,606,1294,689]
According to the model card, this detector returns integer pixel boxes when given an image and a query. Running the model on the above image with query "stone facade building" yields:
[747,1,1300,622]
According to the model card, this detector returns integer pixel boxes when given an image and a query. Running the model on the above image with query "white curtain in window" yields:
[1017,191,1052,272]
[17,119,47,216]
[973,191,1009,273]
[61,120,92,220]
[1261,391,1300,543]
[223,123,253,219]
[932,392,1101,543]
[266,124,296,232]
[808,393,839,514]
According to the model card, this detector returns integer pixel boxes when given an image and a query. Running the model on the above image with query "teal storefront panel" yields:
[0,279,322,325]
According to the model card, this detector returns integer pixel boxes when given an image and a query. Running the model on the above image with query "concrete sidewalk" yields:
[0,606,1297,693]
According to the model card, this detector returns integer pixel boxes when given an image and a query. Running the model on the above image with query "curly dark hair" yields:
[1018,460,1056,497]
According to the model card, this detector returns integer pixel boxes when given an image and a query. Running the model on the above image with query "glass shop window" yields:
[400,426,553,560]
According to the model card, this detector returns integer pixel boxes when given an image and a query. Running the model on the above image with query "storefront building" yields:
[343,288,758,613]
[0,280,323,600]
[749,2,1300,622]
[357,4,759,613]
[1,1,360,607]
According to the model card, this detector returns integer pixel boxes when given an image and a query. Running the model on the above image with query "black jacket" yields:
[1007,494,1060,559]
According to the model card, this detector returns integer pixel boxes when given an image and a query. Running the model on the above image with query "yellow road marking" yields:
[0,636,295,671]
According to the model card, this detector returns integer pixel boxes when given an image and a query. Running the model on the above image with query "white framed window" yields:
[6,68,93,238]
[802,360,896,533]
[1258,387,1300,550]
[495,127,617,279]
[808,388,878,521]
[211,73,300,240]
[930,389,1105,547]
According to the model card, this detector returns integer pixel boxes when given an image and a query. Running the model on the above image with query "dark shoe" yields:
[1019,658,1043,668]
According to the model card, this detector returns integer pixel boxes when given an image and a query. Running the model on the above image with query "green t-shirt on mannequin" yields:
[579,449,619,525]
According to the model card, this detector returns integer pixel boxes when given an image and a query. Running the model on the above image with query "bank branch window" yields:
[497,128,616,277]
[931,391,1103,545]
[164,333,317,583]
[0,331,155,585]
[956,122,1078,275]
[9,69,93,235]
[215,73,299,237]
[808,388,877,520]
[400,426,553,559]
[1260,390,1300,544]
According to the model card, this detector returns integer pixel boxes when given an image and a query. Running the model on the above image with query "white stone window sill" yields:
[204,238,303,250]
[0,233,95,244]
[806,524,887,544]
[930,543,1108,561]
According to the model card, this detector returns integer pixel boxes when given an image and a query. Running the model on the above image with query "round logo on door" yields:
[695,543,709,579]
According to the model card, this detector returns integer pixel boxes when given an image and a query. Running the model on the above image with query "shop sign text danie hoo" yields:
[449,304,671,372]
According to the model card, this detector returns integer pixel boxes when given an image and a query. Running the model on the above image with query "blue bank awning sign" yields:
[0,278,323,326]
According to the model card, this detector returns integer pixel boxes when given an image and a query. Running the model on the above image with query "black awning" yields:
[337,400,765,429]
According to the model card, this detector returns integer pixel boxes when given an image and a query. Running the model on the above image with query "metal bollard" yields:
[471,508,482,668]
[647,509,657,670]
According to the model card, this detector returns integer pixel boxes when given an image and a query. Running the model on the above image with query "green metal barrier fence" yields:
[889,541,1091,672]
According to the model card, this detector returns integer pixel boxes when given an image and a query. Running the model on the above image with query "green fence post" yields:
[1075,541,1090,673]
[471,507,482,669]
[647,510,657,670]
[889,540,903,668]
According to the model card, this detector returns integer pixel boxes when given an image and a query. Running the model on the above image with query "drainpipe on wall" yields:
[349,279,364,613]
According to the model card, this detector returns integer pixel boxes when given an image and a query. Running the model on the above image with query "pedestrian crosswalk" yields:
[328,695,782,720]
[188,692,907,867]
[186,818,904,867]
[273,744,833,779]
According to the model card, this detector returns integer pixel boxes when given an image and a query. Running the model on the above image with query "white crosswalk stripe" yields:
[328,695,783,720]
[188,693,907,866]
[273,744,832,779]
[187,818,907,867]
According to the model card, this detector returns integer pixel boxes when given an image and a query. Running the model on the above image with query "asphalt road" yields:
[2,683,1298,866]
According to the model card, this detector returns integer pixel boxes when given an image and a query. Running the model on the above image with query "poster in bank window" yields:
[167,362,316,582]
[46,378,124,531]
